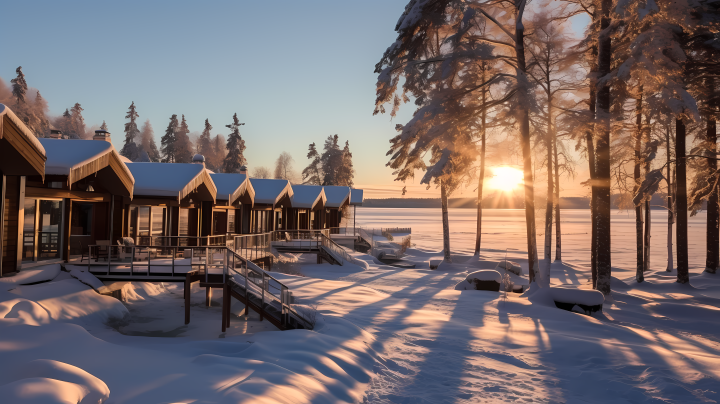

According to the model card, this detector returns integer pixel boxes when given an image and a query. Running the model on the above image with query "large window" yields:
[71,203,93,236]
[151,206,166,237]
[228,210,236,233]
[138,206,150,237]
[22,200,36,261]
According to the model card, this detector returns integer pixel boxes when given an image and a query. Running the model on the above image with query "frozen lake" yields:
[355,207,708,275]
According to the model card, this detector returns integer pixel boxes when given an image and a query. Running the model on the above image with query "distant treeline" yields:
[362,193,699,210]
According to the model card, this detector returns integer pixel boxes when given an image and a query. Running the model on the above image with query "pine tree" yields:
[161,114,179,163]
[320,135,343,185]
[121,102,140,161]
[69,103,86,139]
[10,66,27,105]
[33,91,50,137]
[211,134,227,172]
[175,114,193,163]
[223,113,247,173]
[302,142,323,185]
[100,121,108,130]
[197,119,215,168]
[139,119,161,162]
[337,140,354,187]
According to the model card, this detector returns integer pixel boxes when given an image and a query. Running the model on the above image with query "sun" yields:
[487,166,524,192]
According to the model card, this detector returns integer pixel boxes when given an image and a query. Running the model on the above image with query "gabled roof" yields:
[0,104,46,179]
[350,189,364,206]
[39,138,134,197]
[249,178,293,207]
[126,162,216,202]
[290,185,326,209]
[323,186,351,208]
[210,172,255,205]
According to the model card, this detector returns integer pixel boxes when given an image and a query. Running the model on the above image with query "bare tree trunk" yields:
[587,87,598,287]
[516,17,541,285]
[474,67,488,256]
[706,114,718,273]
[544,88,554,273]
[634,92,645,282]
[595,0,613,295]
[644,199,651,272]
[441,180,452,263]
[554,128,562,261]
[676,118,689,283]
[666,125,674,272]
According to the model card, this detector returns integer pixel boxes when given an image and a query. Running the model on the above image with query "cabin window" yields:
[128,206,138,241]
[22,200,36,261]
[138,206,150,237]
[151,206,166,241]
[22,199,63,262]
[71,203,93,236]
[228,210,236,233]
[213,210,228,235]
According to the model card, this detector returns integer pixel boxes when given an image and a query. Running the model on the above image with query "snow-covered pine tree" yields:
[139,119,161,162]
[212,134,226,172]
[320,135,343,186]
[121,102,140,161]
[223,113,247,173]
[302,142,323,185]
[10,66,27,105]
[161,114,179,163]
[174,114,193,164]
[337,140,355,187]
[69,103,86,139]
[33,91,50,137]
[197,119,215,169]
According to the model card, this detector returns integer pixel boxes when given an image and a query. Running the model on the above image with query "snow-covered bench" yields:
[455,270,502,291]
[551,288,604,314]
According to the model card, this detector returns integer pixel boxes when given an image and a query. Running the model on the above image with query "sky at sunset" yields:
[1,0,590,199]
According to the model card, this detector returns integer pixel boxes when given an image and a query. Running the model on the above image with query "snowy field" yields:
[0,208,718,403]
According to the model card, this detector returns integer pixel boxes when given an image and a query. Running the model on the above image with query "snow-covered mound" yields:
[495,260,522,275]
[455,270,502,291]
[0,264,61,290]
[0,359,110,404]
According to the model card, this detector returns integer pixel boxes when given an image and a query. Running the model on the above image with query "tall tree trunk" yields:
[595,0,613,295]
[666,125,674,272]
[554,128,562,261]
[676,118,689,283]
[544,88,554,272]
[634,91,645,282]
[587,81,598,287]
[516,16,541,285]
[706,113,718,273]
[441,180,452,263]
[644,199,651,272]
[475,67,488,256]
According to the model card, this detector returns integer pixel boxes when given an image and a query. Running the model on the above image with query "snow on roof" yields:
[249,178,293,206]
[210,173,251,202]
[350,189,364,206]
[290,185,326,209]
[0,103,47,157]
[323,186,351,208]
[127,162,216,201]
[38,139,134,193]
[118,154,132,164]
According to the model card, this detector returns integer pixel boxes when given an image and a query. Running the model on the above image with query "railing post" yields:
[130,246,135,276]
[147,247,151,276]
[205,247,209,284]
[172,247,175,277]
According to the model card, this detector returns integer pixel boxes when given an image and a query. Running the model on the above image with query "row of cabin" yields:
[0,104,363,276]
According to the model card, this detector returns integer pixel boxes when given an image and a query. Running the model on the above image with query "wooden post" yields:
[0,175,5,276]
[221,283,227,332]
[184,275,191,324]
[206,286,212,307]
[62,197,71,262]
[226,283,231,327]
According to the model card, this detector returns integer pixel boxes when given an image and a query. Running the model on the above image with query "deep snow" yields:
[0,208,718,403]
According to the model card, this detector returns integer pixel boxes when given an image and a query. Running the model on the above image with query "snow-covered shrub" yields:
[501,273,514,292]
[495,260,522,276]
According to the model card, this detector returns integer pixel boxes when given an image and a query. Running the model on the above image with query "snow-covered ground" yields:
[0,208,718,403]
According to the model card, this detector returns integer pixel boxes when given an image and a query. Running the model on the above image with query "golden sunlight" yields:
[487,166,524,192]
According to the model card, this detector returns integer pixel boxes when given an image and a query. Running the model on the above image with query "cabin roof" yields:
[350,189,364,206]
[0,104,47,179]
[290,185,326,209]
[323,186,351,208]
[249,178,293,207]
[39,138,134,197]
[210,173,255,205]
[126,162,216,202]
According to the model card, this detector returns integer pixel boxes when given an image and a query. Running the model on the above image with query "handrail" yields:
[319,233,351,264]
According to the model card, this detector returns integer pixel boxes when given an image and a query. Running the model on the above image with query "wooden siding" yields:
[1,176,20,274]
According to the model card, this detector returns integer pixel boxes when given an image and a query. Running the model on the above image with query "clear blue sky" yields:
[1,1,589,198]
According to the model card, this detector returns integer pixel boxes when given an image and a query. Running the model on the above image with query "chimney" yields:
[93,129,111,142]
[192,154,205,167]
[49,129,63,139]
[240,165,247,176]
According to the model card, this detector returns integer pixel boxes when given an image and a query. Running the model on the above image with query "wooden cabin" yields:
[320,186,351,229]
[22,131,134,265]
[0,104,47,275]
[210,170,255,236]
[247,179,292,233]
[124,161,216,246]
[349,188,364,228]
[287,185,326,230]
